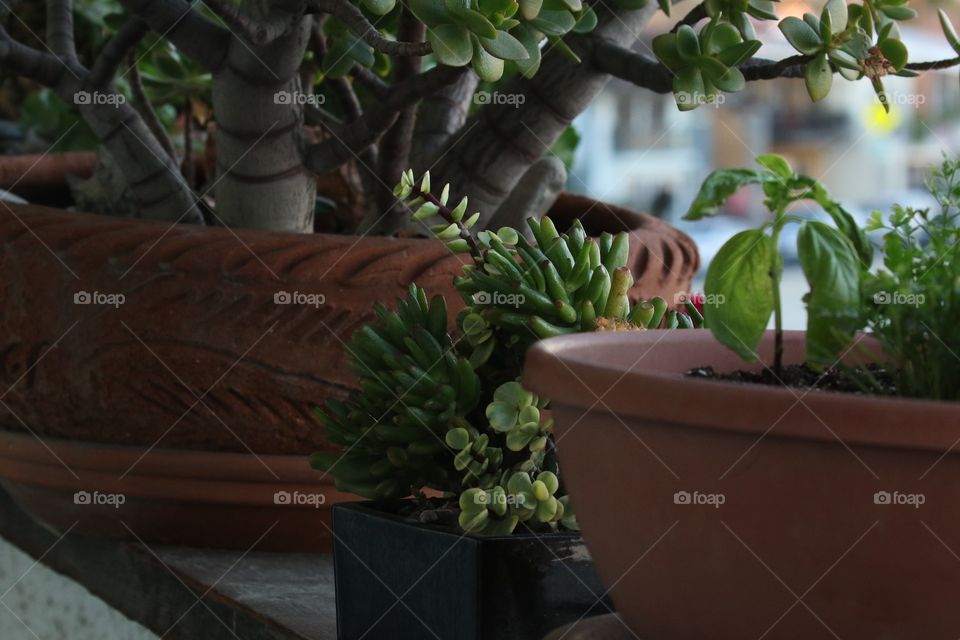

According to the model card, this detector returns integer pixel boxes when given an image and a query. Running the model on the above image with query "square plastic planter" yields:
[333,501,609,640]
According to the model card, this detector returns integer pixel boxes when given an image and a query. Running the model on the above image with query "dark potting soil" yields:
[687,363,898,396]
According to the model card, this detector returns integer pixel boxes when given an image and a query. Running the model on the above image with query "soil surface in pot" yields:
[687,363,898,394]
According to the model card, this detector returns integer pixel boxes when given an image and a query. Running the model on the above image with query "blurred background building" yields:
[570,0,960,326]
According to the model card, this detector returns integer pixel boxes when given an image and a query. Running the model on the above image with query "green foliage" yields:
[653,22,759,110]
[314,174,703,535]
[860,158,960,401]
[645,0,944,111]
[321,0,597,82]
[685,155,867,371]
[18,91,98,152]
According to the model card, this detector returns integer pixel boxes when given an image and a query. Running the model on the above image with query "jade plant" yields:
[3,0,960,232]
[311,172,701,535]
[687,154,960,403]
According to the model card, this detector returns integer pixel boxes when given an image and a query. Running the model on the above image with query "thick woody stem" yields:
[46,0,77,64]
[305,0,432,56]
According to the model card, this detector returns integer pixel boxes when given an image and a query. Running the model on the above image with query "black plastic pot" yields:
[332,501,609,640]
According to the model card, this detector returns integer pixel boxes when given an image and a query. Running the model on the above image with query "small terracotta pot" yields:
[524,330,960,640]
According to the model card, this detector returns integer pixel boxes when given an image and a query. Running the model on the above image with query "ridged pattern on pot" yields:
[0,205,469,454]
[0,198,697,454]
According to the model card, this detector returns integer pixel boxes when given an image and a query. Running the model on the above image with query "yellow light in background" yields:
[864,101,901,133]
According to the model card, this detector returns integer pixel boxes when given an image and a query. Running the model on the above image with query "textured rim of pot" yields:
[523,329,960,454]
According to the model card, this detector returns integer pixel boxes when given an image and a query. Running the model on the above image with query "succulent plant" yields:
[312,172,702,535]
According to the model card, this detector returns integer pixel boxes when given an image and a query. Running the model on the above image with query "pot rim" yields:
[0,428,328,483]
[523,329,960,453]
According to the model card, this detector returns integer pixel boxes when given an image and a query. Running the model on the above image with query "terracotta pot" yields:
[0,152,96,204]
[0,198,695,550]
[524,329,960,640]
[0,197,696,454]
[0,430,346,551]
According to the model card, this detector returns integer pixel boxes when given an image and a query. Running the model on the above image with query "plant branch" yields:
[410,186,483,262]
[89,18,149,87]
[378,6,425,211]
[906,56,960,71]
[590,38,673,92]
[119,0,231,72]
[670,2,707,32]
[127,50,178,161]
[46,0,77,63]
[201,0,302,46]
[304,0,432,56]
[0,26,71,87]
[305,64,465,174]
[351,64,390,98]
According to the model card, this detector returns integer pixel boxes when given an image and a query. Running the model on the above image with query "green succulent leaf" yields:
[700,57,745,92]
[429,24,475,66]
[797,221,863,368]
[939,9,960,55]
[703,229,776,361]
[676,25,702,61]
[780,16,823,54]
[804,53,833,101]
[673,67,705,111]
[519,0,544,20]
[529,9,576,35]
[479,30,530,60]
[453,8,499,38]
[881,5,917,21]
[471,36,506,80]
[361,0,397,16]
[410,0,450,24]
[513,24,542,77]
[653,33,685,71]
[823,0,847,33]
[879,38,908,71]
[572,6,598,32]
[716,39,762,66]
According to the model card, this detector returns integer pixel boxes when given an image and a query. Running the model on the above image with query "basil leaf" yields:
[797,221,863,368]
[684,168,775,219]
[704,229,776,361]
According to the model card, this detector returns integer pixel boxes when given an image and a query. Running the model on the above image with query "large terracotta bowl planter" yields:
[0,197,696,454]
[0,196,696,549]
[0,430,347,551]
[525,330,960,640]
